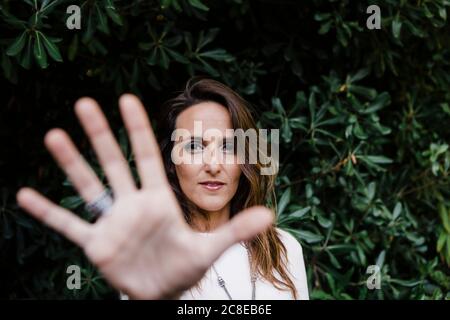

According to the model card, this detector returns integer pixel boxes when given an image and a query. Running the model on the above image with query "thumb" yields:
[202,206,274,265]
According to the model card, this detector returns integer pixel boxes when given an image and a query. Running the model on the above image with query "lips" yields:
[199,181,225,191]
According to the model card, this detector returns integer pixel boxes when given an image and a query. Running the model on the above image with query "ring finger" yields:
[44,128,106,204]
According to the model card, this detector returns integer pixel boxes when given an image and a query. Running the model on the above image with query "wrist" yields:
[161,291,182,300]
[125,290,182,300]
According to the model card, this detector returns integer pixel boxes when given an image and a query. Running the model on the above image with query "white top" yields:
[179,228,309,300]
[120,228,309,300]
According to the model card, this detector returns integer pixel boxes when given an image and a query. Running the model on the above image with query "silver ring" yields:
[85,189,113,217]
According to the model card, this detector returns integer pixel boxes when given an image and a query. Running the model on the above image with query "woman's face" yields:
[173,101,241,214]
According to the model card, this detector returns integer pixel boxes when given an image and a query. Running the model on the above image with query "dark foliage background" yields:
[0,0,449,299]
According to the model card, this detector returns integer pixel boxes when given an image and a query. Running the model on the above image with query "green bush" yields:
[0,0,449,299]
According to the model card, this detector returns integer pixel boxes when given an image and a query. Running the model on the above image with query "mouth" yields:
[199,181,225,191]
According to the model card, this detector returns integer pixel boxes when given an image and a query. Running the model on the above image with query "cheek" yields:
[227,164,242,190]
[175,164,197,192]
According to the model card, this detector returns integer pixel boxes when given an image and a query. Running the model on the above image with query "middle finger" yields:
[75,97,136,196]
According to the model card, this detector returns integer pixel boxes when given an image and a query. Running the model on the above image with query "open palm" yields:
[16,94,273,299]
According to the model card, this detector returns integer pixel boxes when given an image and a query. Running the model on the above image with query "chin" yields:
[196,200,228,212]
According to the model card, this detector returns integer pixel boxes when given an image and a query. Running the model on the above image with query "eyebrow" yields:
[189,136,235,144]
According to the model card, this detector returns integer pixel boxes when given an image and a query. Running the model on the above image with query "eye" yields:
[222,142,235,153]
[185,141,203,153]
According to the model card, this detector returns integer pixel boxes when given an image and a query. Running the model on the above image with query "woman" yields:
[16,78,309,300]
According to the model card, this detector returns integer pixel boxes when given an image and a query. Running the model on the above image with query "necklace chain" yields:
[211,242,256,300]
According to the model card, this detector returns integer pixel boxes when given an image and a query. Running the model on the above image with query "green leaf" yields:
[376,250,386,268]
[196,28,220,51]
[306,184,313,199]
[424,4,434,18]
[367,181,376,200]
[288,228,324,244]
[446,237,450,265]
[389,279,422,287]
[41,0,61,15]
[437,232,447,252]
[277,188,291,215]
[60,196,84,209]
[0,10,27,29]
[289,206,311,219]
[198,57,219,76]
[404,20,426,38]
[393,202,402,220]
[165,35,183,47]
[188,0,209,11]
[348,85,377,100]
[326,250,342,269]
[311,290,335,300]
[34,33,48,68]
[373,122,392,135]
[361,92,391,114]
[104,0,123,26]
[353,122,368,140]
[263,112,281,120]
[327,244,357,253]
[199,49,233,61]
[96,4,109,34]
[318,214,332,228]
[161,0,179,10]
[349,68,370,83]
[160,49,170,69]
[336,28,348,47]
[314,13,332,21]
[289,117,308,131]
[272,97,285,115]
[318,20,333,34]
[282,119,292,143]
[439,203,450,233]
[6,31,28,57]
[300,230,324,243]
[147,48,158,65]
[166,48,186,64]
[356,245,366,265]
[438,6,447,20]
[392,15,402,39]
[360,155,393,164]
[39,32,63,62]
[19,36,33,69]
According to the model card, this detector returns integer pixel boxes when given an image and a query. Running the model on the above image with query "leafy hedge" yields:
[0,0,449,299]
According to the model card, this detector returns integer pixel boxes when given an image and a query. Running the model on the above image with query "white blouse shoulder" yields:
[179,227,309,300]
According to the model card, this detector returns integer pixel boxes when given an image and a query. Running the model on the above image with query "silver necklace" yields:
[211,242,256,300]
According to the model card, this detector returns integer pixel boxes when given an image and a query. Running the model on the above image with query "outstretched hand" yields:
[16,94,273,299]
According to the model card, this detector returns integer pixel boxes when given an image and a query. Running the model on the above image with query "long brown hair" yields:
[158,77,298,299]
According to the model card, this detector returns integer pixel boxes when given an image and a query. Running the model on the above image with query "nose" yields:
[203,145,222,175]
